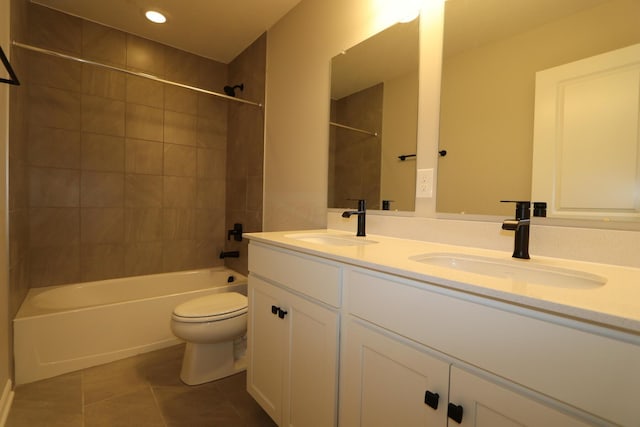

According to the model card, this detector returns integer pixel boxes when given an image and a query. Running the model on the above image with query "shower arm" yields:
[12,41,263,108]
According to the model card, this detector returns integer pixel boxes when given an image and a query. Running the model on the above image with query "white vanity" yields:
[245,230,640,427]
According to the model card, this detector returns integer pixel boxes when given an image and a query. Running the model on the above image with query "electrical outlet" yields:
[416,168,433,198]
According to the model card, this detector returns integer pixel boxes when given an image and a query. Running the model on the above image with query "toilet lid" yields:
[173,292,248,321]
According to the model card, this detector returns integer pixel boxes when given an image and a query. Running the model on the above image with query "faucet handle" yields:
[533,202,547,217]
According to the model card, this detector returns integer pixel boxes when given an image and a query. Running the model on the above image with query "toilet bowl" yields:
[170,292,248,385]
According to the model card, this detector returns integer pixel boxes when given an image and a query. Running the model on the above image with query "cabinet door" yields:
[284,286,339,427]
[248,275,340,427]
[340,318,450,427]
[448,367,594,427]
[247,276,286,425]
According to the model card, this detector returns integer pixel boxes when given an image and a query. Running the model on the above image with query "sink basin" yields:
[410,253,606,289]
[285,233,378,246]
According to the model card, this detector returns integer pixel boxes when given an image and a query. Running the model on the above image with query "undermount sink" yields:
[410,252,606,289]
[285,233,378,246]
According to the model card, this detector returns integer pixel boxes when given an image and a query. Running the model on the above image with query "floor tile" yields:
[7,345,275,426]
[84,387,165,427]
[6,372,83,427]
[82,353,149,404]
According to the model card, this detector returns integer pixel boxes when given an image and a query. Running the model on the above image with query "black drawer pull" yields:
[424,390,439,410]
[271,305,279,315]
[278,308,288,319]
[448,403,463,424]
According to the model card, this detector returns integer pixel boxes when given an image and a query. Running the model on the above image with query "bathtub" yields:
[14,267,247,385]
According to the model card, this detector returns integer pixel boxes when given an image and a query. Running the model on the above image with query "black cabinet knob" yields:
[278,308,288,319]
[271,305,279,315]
[447,403,463,424]
[424,390,439,410]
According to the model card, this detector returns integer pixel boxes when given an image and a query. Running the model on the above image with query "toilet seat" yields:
[172,292,248,323]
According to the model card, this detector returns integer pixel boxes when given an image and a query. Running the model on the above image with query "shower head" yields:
[223,83,244,97]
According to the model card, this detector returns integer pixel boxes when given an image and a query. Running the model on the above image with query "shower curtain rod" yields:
[330,121,378,137]
[12,41,263,108]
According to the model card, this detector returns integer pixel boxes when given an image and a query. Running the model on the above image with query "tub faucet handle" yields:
[227,223,243,241]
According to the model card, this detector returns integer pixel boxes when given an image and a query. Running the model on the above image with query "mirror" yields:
[436,0,640,219]
[328,17,419,212]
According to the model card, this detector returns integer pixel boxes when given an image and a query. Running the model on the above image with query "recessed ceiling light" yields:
[145,10,167,24]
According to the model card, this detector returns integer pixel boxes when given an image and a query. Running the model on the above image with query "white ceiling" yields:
[31,0,302,63]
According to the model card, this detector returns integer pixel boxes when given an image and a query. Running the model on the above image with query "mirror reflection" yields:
[436,0,640,218]
[328,17,419,212]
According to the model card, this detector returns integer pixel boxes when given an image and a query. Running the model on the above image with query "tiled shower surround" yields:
[9,2,265,306]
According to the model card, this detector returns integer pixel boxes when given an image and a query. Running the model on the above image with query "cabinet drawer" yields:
[248,242,342,307]
[346,267,640,426]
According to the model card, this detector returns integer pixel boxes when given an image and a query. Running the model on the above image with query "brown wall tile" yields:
[82,21,126,66]
[164,111,197,146]
[29,85,81,130]
[197,178,225,209]
[28,126,81,169]
[126,75,164,108]
[29,167,80,207]
[29,245,81,287]
[28,52,82,92]
[29,207,80,247]
[82,95,126,136]
[80,244,125,281]
[28,3,82,54]
[163,208,196,240]
[82,133,125,172]
[81,208,124,243]
[81,171,124,207]
[124,208,162,242]
[162,240,198,272]
[13,4,251,290]
[126,35,165,76]
[163,46,201,87]
[164,144,196,177]
[125,242,163,276]
[197,148,226,180]
[125,138,163,175]
[125,174,163,208]
[164,86,198,115]
[82,65,126,100]
[196,116,226,149]
[126,104,164,141]
[163,176,196,208]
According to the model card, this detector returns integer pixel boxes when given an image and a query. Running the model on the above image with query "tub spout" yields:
[219,251,240,259]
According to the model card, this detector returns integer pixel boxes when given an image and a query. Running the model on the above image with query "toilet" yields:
[170,292,248,385]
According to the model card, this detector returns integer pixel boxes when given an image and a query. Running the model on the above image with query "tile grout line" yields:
[148,385,169,427]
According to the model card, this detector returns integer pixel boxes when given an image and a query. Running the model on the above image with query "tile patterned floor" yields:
[6,344,276,427]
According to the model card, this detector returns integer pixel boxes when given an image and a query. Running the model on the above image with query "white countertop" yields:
[246,229,640,335]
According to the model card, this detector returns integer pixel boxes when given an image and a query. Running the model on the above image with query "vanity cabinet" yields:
[341,318,593,426]
[343,267,639,426]
[247,243,341,427]
[246,237,640,427]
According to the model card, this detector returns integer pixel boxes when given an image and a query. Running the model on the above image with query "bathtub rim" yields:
[15,267,248,320]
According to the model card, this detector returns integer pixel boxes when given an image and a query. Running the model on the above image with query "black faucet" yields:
[342,199,366,237]
[501,201,546,259]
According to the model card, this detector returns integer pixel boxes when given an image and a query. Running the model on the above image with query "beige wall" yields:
[437,0,640,216]
[11,3,232,289]
[263,0,425,230]
[1,0,11,400]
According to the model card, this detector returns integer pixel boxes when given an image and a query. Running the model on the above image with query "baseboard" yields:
[0,379,14,427]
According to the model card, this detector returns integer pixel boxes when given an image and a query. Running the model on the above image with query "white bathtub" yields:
[14,267,247,385]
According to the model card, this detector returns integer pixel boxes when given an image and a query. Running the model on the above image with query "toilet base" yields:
[179,339,246,386]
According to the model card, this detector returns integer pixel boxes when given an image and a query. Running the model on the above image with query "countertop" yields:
[246,229,640,335]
